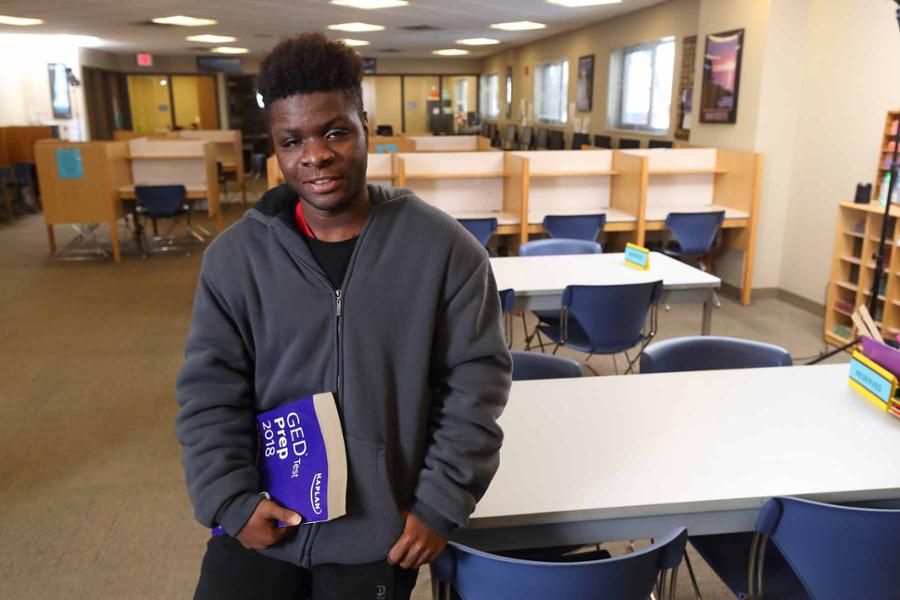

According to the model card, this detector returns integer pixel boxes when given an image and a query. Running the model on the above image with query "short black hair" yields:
[257,32,364,114]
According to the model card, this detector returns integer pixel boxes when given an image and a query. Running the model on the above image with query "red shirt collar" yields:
[295,199,316,239]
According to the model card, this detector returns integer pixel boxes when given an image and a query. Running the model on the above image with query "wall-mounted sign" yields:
[56,148,83,179]
[136,53,154,67]
[47,63,72,119]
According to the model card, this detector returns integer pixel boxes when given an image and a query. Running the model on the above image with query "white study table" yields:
[452,364,900,553]
[491,252,721,334]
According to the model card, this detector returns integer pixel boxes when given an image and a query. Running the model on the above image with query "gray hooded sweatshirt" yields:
[176,183,511,568]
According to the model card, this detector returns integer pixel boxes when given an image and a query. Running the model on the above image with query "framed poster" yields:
[576,55,594,112]
[699,29,744,123]
[48,63,72,119]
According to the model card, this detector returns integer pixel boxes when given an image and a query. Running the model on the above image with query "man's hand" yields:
[235,499,302,550]
[387,511,448,569]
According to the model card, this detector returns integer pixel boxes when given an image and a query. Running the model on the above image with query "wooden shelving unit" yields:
[876,110,899,202]
[825,201,900,347]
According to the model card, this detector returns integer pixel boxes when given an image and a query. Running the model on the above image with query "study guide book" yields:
[212,393,347,534]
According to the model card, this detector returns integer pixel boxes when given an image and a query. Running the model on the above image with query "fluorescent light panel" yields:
[212,46,249,54]
[490,21,546,31]
[152,15,218,27]
[331,0,409,8]
[456,38,500,46]
[547,0,621,6]
[186,34,236,43]
[0,15,44,26]
[433,49,469,56]
[340,38,370,46]
[328,22,385,32]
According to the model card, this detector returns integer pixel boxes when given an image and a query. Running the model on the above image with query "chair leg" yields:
[551,343,561,356]
[683,549,703,600]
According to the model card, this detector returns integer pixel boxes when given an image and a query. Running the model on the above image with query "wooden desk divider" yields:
[621,147,762,305]
[265,153,396,191]
[0,125,56,165]
[368,136,416,154]
[176,130,246,204]
[510,149,633,244]
[406,135,496,152]
[394,151,518,237]
[36,140,132,263]
[127,138,222,230]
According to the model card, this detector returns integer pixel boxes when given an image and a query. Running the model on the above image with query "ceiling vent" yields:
[378,48,402,53]
[400,25,441,32]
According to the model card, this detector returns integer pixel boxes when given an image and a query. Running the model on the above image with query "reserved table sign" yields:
[624,243,651,270]
[849,351,897,411]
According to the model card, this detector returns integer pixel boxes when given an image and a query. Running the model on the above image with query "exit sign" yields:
[136,53,153,67]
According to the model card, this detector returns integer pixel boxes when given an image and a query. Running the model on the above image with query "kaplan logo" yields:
[310,472,324,515]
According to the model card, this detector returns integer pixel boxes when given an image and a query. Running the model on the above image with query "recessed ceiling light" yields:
[340,38,370,47]
[328,22,385,32]
[0,15,44,26]
[186,34,236,43]
[456,38,500,46]
[547,0,621,6]
[212,46,249,54]
[151,15,218,27]
[331,0,409,8]
[433,49,469,56]
[490,21,546,31]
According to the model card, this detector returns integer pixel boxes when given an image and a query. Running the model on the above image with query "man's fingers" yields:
[387,535,412,566]
[258,499,301,526]
[278,507,302,526]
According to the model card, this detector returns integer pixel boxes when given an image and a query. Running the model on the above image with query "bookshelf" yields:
[825,202,900,346]
[876,110,900,203]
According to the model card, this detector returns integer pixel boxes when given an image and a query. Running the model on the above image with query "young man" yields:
[176,33,511,599]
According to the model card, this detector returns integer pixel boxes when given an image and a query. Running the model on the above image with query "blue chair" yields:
[431,528,687,600]
[511,350,582,381]
[499,288,515,348]
[459,217,498,248]
[134,185,198,256]
[664,211,725,259]
[538,281,663,375]
[9,162,38,212]
[542,214,607,242]
[640,336,792,374]
[0,166,12,220]
[518,239,603,352]
[697,497,900,600]
[639,336,793,599]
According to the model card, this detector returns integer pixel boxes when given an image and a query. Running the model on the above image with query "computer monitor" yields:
[571,133,589,150]
[375,125,394,136]
[593,135,612,149]
[548,130,565,150]
[535,128,549,150]
[618,138,641,149]
[520,126,533,150]
[648,139,674,149]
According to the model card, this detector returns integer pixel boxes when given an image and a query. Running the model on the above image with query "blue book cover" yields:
[212,393,347,534]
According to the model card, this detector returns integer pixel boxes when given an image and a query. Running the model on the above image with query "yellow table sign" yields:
[848,351,897,411]
[624,243,651,270]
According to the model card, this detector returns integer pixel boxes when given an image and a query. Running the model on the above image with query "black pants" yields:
[194,536,419,600]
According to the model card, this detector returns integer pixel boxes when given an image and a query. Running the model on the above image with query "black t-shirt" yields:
[304,235,357,289]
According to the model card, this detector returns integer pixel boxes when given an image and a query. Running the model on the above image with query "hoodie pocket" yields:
[310,434,405,566]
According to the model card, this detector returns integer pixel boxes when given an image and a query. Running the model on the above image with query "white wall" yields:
[0,34,89,140]
[779,0,900,304]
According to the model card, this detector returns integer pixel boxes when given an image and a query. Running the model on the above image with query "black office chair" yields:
[520,126,534,150]
[618,138,641,149]
[217,162,232,200]
[648,139,674,149]
[535,128,549,150]
[375,125,394,136]
[503,124,518,149]
[593,135,612,149]
[548,130,565,150]
[571,133,589,150]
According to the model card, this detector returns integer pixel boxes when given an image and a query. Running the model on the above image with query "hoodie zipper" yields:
[335,288,343,394]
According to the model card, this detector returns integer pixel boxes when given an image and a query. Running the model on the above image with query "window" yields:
[504,66,513,118]
[608,37,675,132]
[479,73,499,120]
[455,78,468,113]
[533,60,569,125]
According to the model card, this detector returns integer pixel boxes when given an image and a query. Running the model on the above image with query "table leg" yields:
[110,220,121,264]
[701,290,714,335]
[241,178,247,206]
[46,224,56,254]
